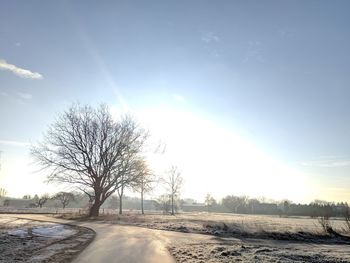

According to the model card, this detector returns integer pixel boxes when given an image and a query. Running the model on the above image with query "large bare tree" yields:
[31,104,148,217]
[164,166,183,215]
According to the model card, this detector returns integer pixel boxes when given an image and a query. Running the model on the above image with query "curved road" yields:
[3,214,184,263]
[72,222,175,263]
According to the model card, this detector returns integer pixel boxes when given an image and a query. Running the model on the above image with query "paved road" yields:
[4,214,176,263]
[72,222,175,263]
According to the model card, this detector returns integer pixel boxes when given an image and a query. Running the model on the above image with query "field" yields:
[56,211,350,263]
[62,210,349,236]
[1,210,350,262]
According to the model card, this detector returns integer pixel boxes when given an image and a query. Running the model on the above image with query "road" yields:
[72,222,176,263]
[3,214,188,263]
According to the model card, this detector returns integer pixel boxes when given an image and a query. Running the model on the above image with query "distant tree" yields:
[222,195,250,213]
[236,195,249,213]
[205,194,216,213]
[22,195,32,200]
[31,104,148,217]
[53,192,75,209]
[222,195,240,213]
[0,188,7,198]
[282,200,292,215]
[132,159,155,214]
[3,199,10,206]
[35,194,50,208]
[156,194,171,214]
[116,156,148,215]
[247,198,260,213]
[163,166,183,215]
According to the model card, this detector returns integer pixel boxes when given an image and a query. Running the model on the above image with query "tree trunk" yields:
[141,190,144,215]
[119,197,123,215]
[89,202,100,217]
[118,187,124,215]
[171,194,174,215]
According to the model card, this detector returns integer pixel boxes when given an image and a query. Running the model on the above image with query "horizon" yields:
[1,1,350,204]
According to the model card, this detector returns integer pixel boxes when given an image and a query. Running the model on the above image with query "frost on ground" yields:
[57,211,350,263]
[0,216,94,263]
[168,239,350,263]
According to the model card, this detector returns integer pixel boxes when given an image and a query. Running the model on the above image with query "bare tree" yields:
[164,166,183,215]
[115,146,149,215]
[31,104,148,217]
[53,192,75,209]
[156,194,171,214]
[132,159,155,214]
[35,194,50,208]
[205,194,216,213]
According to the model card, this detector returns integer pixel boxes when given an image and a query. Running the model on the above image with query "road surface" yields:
[4,214,178,263]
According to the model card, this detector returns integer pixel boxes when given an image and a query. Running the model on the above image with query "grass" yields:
[53,211,350,244]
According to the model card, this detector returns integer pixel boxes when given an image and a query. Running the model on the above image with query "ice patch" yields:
[8,224,77,238]
[8,229,32,238]
[33,225,77,238]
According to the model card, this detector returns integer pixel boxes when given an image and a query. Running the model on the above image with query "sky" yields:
[0,0,350,203]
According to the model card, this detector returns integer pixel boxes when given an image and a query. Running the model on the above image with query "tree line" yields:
[202,194,349,217]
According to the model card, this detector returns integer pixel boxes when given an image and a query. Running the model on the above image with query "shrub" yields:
[318,216,333,234]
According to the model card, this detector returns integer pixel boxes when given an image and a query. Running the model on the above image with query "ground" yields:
[1,211,350,262]
[57,211,350,263]
[168,238,350,263]
[0,215,94,263]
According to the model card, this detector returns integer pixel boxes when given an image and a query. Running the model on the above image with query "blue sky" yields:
[0,1,350,202]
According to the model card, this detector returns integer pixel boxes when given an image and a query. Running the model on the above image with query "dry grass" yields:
[54,211,350,244]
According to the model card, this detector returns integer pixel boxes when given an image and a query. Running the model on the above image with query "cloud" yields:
[0,140,30,147]
[0,91,8,97]
[278,29,294,38]
[16,92,32,100]
[0,59,43,79]
[301,156,350,168]
[201,32,220,43]
[243,41,264,63]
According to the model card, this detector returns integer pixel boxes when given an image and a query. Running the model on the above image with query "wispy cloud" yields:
[0,140,31,147]
[201,32,220,43]
[301,156,350,168]
[0,59,43,79]
[243,41,264,63]
[16,92,33,100]
[278,29,294,38]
